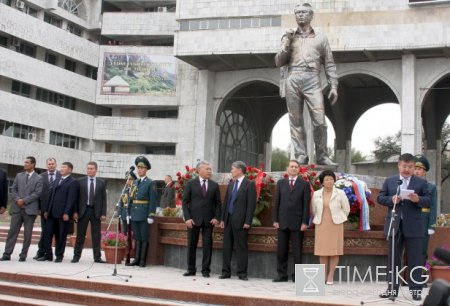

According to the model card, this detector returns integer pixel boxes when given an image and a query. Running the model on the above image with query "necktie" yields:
[201,179,207,197]
[289,179,294,190]
[58,178,63,186]
[88,178,95,205]
[401,178,408,190]
[26,174,30,183]
[228,180,239,215]
[49,172,54,183]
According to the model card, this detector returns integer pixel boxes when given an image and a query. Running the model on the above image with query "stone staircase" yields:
[0,226,42,245]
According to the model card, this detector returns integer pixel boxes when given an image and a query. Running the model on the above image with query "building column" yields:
[335,139,351,173]
[401,54,422,154]
[193,70,215,164]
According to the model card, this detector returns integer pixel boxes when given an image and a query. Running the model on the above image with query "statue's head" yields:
[294,3,314,25]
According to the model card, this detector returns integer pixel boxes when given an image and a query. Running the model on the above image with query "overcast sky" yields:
[271,103,402,157]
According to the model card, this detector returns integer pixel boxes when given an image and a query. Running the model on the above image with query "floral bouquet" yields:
[175,165,198,205]
[425,244,450,270]
[334,174,374,231]
[101,231,128,247]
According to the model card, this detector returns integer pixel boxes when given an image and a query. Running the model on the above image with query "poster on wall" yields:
[101,53,176,96]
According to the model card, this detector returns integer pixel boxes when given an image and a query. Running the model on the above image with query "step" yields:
[0,281,193,306]
[0,293,84,306]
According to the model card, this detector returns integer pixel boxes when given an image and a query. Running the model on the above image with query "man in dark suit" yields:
[219,161,256,281]
[377,153,431,301]
[0,168,7,214]
[72,161,107,263]
[0,156,43,261]
[38,162,79,263]
[34,157,61,260]
[182,161,221,278]
[160,175,175,208]
[273,160,310,282]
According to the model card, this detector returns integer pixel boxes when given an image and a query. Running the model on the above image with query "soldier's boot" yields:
[139,242,148,267]
[126,240,140,266]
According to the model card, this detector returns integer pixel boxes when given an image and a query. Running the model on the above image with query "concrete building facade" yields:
[1,0,450,212]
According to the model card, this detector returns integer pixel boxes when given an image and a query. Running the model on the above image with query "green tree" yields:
[271,148,289,171]
[372,131,401,163]
[351,148,367,163]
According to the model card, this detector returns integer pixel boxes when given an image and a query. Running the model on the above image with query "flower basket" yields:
[244,164,274,226]
[103,245,126,264]
[426,244,450,282]
[175,165,198,205]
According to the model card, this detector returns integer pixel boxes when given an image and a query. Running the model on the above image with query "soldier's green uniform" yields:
[126,156,156,267]
[117,172,137,235]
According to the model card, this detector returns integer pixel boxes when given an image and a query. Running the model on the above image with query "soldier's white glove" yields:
[428,229,435,235]
[147,218,154,225]
[126,216,131,224]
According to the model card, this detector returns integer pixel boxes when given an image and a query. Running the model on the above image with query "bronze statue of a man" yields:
[275,3,338,166]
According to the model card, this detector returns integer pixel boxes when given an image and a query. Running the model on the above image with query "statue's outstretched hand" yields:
[328,88,338,105]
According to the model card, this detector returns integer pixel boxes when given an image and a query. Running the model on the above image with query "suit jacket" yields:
[160,183,175,208]
[0,169,7,209]
[46,175,79,219]
[75,177,107,220]
[182,178,221,226]
[273,177,311,230]
[311,187,350,225]
[39,171,61,212]
[377,175,431,238]
[11,171,43,215]
[222,177,256,229]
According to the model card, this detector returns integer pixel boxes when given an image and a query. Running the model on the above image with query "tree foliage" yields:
[271,148,290,171]
[351,148,367,163]
[372,131,401,163]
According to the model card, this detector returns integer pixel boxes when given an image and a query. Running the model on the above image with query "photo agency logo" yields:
[295,265,429,297]
[295,264,325,296]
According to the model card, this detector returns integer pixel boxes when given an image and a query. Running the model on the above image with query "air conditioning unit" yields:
[157,7,167,12]
[27,132,36,141]
[16,0,25,10]
[12,37,21,47]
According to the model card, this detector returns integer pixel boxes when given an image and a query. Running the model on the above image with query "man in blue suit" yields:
[39,162,79,263]
[377,153,431,301]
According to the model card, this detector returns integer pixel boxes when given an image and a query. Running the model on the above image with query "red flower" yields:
[300,167,307,173]
[260,163,265,170]
[262,172,267,177]
[179,180,184,185]
[260,183,265,188]
[314,180,320,186]
[177,193,182,199]
[175,186,180,190]
[311,171,317,177]
[185,173,191,179]
[283,173,288,178]
[269,178,274,183]
[185,165,190,171]
[248,175,255,180]
[176,172,181,177]
[310,164,315,169]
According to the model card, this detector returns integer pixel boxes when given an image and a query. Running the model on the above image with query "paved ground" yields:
[0,241,429,306]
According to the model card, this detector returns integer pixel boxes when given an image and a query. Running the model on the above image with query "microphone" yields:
[125,165,135,177]
[434,247,450,265]
[396,179,402,186]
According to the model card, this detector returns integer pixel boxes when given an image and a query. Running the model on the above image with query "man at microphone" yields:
[377,153,431,301]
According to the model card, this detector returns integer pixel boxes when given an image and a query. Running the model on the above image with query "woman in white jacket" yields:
[311,170,350,284]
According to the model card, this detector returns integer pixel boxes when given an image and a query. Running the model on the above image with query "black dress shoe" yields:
[202,272,210,278]
[183,271,196,276]
[94,259,107,263]
[273,276,288,282]
[54,257,63,263]
[219,274,231,279]
[33,255,43,260]
[379,289,398,298]
[0,255,10,261]
[239,276,248,281]
[36,256,52,261]
[71,258,79,263]
[19,258,26,262]
[410,291,422,301]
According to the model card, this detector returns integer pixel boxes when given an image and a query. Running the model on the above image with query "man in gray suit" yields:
[0,156,43,261]
[159,175,175,208]
[33,158,61,260]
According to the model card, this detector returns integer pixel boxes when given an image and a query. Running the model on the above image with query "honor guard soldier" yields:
[117,171,138,235]
[126,156,157,267]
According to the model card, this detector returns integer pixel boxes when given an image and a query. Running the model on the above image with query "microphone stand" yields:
[87,180,132,282]
[361,181,413,305]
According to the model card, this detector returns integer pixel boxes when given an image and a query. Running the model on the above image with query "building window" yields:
[44,13,62,28]
[36,88,76,110]
[0,120,34,140]
[0,0,12,6]
[145,144,176,155]
[17,41,36,57]
[45,52,57,65]
[25,5,37,17]
[0,35,7,47]
[67,22,82,36]
[85,65,97,80]
[147,109,178,119]
[49,131,80,149]
[218,103,259,172]
[64,59,76,72]
[11,81,31,97]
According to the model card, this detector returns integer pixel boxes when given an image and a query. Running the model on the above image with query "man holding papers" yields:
[377,153,431,301]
